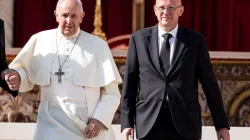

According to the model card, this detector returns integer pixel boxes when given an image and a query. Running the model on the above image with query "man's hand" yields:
[122,128,134,140]
[84,118,105,139]
[2,69,20,91]
[217,128,230,140]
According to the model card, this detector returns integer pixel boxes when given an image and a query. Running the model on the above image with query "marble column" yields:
[0,0,14,48]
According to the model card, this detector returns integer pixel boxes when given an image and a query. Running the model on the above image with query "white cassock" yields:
[9,28,122,140]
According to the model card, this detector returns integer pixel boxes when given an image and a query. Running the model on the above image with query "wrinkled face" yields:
[54,0,85,37]
[154,0,184,31]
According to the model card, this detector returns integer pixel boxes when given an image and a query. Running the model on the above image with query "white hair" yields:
[56,0,84,12]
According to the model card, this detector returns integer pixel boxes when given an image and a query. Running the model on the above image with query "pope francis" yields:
[3,0,122,140]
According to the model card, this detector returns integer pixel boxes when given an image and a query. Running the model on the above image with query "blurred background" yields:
[0,0,250,128]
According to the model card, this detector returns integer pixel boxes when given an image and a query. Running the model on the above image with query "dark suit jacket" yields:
[0,19,18,97]
[121,25,229,140]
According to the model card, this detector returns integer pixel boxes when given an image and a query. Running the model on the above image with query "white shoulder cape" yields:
[9,29,122,92]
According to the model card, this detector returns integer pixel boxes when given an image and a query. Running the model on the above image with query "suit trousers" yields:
[139,104,198,140]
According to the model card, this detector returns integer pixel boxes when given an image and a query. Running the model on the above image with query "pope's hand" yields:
[2,69,20,91]
[122,128,134,140]
[84,118,106,138]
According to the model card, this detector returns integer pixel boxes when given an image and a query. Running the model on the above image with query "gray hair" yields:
[56,0,84,12]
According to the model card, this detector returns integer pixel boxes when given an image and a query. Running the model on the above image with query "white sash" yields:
[56,97,88,131]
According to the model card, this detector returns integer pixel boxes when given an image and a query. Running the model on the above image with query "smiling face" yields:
[54,0,85,37]
[154,0,184,31]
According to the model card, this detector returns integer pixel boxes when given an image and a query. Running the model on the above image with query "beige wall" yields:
[0,0,14,48]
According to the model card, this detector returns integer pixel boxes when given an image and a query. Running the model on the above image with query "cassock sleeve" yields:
[9,34,38,92]
[92,81,121,129]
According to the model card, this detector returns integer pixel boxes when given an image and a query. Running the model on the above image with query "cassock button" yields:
[65,40,70,44]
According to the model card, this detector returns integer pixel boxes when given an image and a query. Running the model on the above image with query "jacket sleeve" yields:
[0,19,19,97]
[120,34,139,132]
[197,36,230,131]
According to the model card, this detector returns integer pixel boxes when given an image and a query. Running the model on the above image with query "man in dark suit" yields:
[121,0,230,140]
[0,19,18,96]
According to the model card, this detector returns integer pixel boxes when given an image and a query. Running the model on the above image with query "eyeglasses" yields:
[155,5,182,12]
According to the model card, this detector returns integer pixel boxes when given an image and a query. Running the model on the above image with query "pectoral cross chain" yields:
[54,68,65,83]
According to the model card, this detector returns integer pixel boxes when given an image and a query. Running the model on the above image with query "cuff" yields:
[1,69,9,79]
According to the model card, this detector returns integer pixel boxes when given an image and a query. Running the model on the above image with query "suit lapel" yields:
[147,25,165,78]
[166,27,187,77]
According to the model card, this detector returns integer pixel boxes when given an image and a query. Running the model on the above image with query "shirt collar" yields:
[158,24,178,39]
[57,26,80,41]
